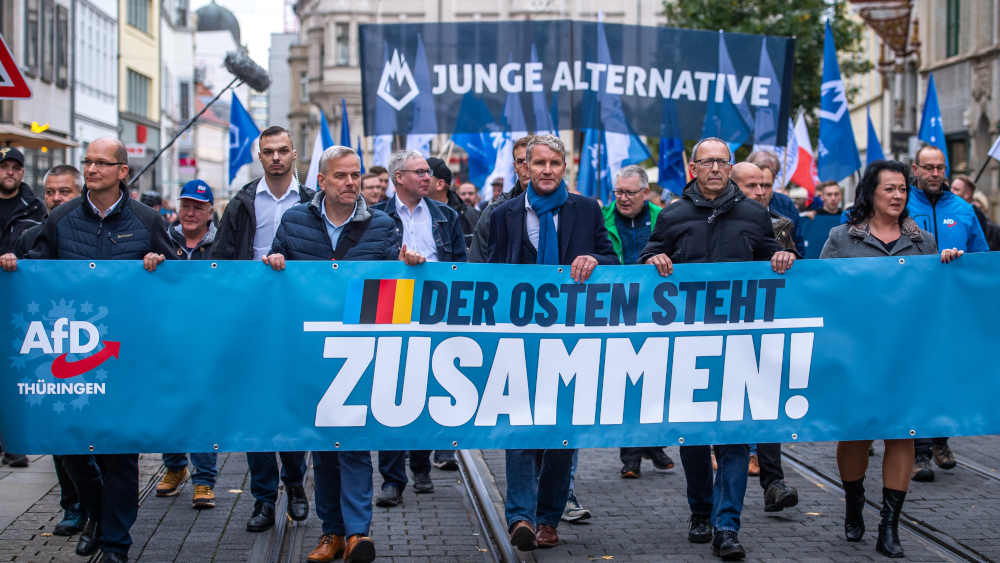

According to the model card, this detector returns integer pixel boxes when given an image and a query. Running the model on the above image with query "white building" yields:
[73,0,119,169]
[267,31,297,129]
[160,0,195,203]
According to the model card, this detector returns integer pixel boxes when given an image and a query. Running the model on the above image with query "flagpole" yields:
[973,157,993,184]
[128,76,243,187]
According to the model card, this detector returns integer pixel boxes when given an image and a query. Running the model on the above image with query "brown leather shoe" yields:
[509,520,537,551]
[306,534,344,562]
[343,534,375,562]
[536,524,559,548]
[748,454,760,476]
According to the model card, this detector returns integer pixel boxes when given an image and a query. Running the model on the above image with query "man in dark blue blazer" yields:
[486,134,617,552]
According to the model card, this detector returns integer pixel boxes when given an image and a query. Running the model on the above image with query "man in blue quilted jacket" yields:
[264,145,400,563]
[0,137,173,563]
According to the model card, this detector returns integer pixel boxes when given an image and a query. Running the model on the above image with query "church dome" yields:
[196,1,241,44]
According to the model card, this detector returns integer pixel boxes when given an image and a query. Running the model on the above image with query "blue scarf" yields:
[526,180,568,265]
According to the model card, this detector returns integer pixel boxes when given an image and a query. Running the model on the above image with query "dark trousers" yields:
[680,444,748,533]
[914,437,949,458]
[756,443,784,490]
[246,451,306,504]
[52,454,80,510]
[619,447,665,465]
[378,450,455,489]
[62,454,138,556]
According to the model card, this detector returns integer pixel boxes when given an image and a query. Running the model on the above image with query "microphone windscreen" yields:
[224,51,271,92]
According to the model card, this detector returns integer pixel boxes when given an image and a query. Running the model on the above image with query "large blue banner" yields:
[1,256,997,454]
[360,20,794,143]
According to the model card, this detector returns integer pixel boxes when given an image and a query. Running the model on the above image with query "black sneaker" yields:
[375,484,403,507]
[688,514,712,543]
[2,453,28,467]
[412,472,434,493]
[620,462,641,479]
[763,479,799,512]
[645,448,675,471]
[912,456,935,482]
[712,530,746,560]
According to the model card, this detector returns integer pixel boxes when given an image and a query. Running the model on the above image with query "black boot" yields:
[75,517,100,556]
[843,478,865,542]
[876,488,906,558]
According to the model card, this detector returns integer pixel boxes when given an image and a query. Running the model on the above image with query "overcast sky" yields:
[192,0,287,69]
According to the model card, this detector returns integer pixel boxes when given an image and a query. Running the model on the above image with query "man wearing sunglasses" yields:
[907,145,987,484]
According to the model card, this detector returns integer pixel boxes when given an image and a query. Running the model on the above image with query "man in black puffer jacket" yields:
[639,137,796,562]
[0,147,46,255]
[264,146,399,563]
[1,138,172,563]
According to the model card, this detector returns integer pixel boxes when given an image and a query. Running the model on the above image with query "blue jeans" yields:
[567,449,578,496]
[504,449,574,530]
[62,454,138,556]
[314,451,373,537]
[680,444,748,533]
[162,453,218,487]
[246,451,306,504]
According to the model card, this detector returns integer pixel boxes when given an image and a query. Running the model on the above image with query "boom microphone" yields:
[224,51,271,92]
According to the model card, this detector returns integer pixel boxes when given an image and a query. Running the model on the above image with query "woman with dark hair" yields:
[820,159,963,558]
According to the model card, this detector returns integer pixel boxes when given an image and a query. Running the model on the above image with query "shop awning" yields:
[0,124,78,150]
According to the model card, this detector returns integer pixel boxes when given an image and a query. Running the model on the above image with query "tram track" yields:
[782,449,993,562]
[255,450,514,563]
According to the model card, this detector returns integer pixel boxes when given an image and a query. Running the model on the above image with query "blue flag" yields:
[451,93,500,190]
[918,73,949,176]
[702,32,753,148]
[340,99,351,148]
[357,136,365,174]
[578,128,612,201]
[817,22,861,182]
[865,108,885,168]
[658,97,686,195]
[304,109,334,190]
[228,92,260,184]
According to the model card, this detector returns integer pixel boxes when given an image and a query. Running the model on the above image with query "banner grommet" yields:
[451,440,458,447]
[88,445,95,452]
[213,443,220,450]
[562,440,569,446]
[678,437,685,444]
[88,262,96,269]
[332,263,339,270]
[791,433,798,440]
[898,258,905,264]
[451,264,457,270]
[909,429,916,436]
[334,442,341,448]
[210,262,218,269]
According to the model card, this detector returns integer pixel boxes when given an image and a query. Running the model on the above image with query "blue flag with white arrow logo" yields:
[817,21,861,182]
[228,92,260,184]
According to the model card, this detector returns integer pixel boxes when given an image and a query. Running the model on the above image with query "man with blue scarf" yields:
[487,134,617,551]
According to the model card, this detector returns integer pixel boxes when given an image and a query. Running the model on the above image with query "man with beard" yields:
[0,147,46,255]
[907,146,987,483]
[468,135,533,261]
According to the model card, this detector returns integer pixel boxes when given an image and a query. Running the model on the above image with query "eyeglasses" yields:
[915,163,946,172]
[81,159,124,169]
[693,158,732,169]
[613,188,645,197]
[515,158,527,165]
[401,168,431,177]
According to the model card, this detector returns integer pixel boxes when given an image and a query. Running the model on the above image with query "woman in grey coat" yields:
[820,160,963,558]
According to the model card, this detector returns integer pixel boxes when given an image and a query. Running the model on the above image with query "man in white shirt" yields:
[372,150,467,506]
[211,125,314,532]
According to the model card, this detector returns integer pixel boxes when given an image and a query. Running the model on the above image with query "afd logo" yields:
[20,318,120,379]
[818,79,847,122]
[943,218,957,227]
[377,49,419,111]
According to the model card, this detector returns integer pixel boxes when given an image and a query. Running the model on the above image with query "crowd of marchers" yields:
[0,126,982,562]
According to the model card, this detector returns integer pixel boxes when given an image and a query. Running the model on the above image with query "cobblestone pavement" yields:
[1,437,998,562]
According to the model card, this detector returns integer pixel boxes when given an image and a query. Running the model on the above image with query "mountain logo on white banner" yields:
[377,49,420,111]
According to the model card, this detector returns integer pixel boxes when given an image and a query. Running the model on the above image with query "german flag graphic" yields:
[343,279,415,324]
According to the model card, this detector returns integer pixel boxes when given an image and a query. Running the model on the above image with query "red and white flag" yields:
[789,114,819,199]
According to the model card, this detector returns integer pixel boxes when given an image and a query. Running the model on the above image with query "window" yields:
[176,0,188,27]
[946,0,960,57]
[946,135,969,174]
[335,23,350,66]
[179,81,191,121]
[127,69,151,117]
[127,0,150,33]
[55,5,68,88]
[40,0,54,83]
[24,0,38,77]
[299,71,309,103]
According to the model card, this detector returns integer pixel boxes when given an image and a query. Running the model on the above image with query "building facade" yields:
[0,0,77,190]
[267,31,297,129]
[73,0,119,169]
[159,0,195,203]
[119,0,162,194]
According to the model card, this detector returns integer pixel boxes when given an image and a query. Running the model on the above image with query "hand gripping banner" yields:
[1,256,998,454]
